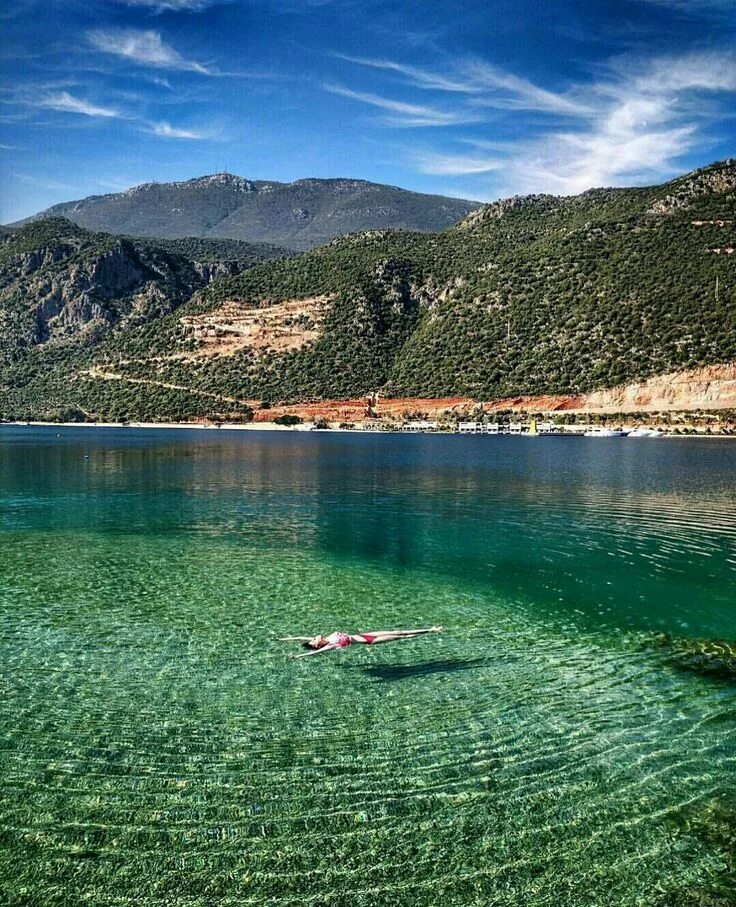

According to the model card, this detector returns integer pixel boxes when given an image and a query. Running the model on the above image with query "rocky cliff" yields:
[0,220,279,350]
[580,363,736,412]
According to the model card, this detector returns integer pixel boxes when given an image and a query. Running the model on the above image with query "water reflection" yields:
[1,426,734,637]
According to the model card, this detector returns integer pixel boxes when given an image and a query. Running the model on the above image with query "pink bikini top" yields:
[326,631,351,648]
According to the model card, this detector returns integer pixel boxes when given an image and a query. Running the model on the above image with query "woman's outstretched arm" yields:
[278,636,313,642]
[289,644,339,659]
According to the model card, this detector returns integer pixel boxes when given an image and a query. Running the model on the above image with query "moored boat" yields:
[583,427,627,437]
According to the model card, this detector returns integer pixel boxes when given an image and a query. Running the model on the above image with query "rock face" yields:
[649,159,736,215]
[458,194,560,229]
[480,365,736,414]
[0,220,254,348]
[580,364,736,412]
[192,260,242,284]
[14,175,481,251]
[3,240,181,345]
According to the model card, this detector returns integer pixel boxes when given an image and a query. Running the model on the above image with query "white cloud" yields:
[37,91,122,118]
[324,83,479,127]
[144,120,212,138]
[507,52,736,195]
[638,0,736,11]
[461,60,592,116]
[118,0,228,10]
[415,152,503,175]
[335,56,480,94]
[94,177,141,191]
[88,28,211,74]
[628,51,736,94]
[339,55,591,116]
[399,50,736,197]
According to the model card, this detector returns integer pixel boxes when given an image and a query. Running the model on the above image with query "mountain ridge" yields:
[13,175,482,252]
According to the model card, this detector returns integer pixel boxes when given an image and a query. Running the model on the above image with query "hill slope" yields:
[1,160,734,423]
[15,174,481,252]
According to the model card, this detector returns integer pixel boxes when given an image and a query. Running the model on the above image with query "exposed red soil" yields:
[252,396,476,423]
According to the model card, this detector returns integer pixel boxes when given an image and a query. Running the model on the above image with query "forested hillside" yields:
[1,161,734,423]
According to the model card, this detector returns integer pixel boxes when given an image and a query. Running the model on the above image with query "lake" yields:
[1,426,735,906]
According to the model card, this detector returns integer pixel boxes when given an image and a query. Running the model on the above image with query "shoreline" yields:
[1,420,313,432]
[2,420,735,438]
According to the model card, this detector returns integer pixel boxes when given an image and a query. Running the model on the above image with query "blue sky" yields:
[1,0,735,222]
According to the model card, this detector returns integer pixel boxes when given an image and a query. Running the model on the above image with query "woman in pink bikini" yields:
[279,626,443,658]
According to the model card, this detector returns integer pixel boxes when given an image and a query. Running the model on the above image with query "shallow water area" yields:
[1,427,735,905]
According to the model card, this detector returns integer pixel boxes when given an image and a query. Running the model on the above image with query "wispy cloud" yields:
[8,84,219,141]
[335,55,480,94]
[87,28,211,74]
[414,151,503,175]
[339,55,591,116]
[144,120,213,138]
[324,83,478,127]
[94,177,141,191]
[512,51,736,195]
[36,91,122,118]
[376,50,736,195]
[461,61,592,116]
[116,0,230,10]
[638,0,736,11]
[16,173,79,192]
[626,51,736,94]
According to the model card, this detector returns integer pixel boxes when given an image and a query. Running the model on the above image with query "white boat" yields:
[583,427,627,437]
[627,428,663,438]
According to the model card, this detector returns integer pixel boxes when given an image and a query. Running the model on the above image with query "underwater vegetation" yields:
[645,634,736,682]
[661,798,736,906]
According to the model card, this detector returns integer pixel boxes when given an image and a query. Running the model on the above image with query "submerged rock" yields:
[644,633,736,681]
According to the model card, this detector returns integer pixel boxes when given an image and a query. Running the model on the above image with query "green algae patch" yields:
[658,798,736,906]
[644,633,736,682]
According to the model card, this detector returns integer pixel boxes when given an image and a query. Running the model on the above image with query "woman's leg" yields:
[362,628,442,644]
[362,627,441,639]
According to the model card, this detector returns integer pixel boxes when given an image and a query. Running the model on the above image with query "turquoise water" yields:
[1,427,735,906]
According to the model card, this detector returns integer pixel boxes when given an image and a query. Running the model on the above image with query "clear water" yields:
[1,427,735,906]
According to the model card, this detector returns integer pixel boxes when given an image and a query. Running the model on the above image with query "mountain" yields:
[15,174,482,252]
[1,160,734,424]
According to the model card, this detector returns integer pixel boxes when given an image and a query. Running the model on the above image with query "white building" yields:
[402,420,438,432]
[458,421,501,434]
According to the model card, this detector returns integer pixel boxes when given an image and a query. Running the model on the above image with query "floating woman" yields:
[279,626,443,658]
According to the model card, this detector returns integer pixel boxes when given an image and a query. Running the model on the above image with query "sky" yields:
[1,0,735,222]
